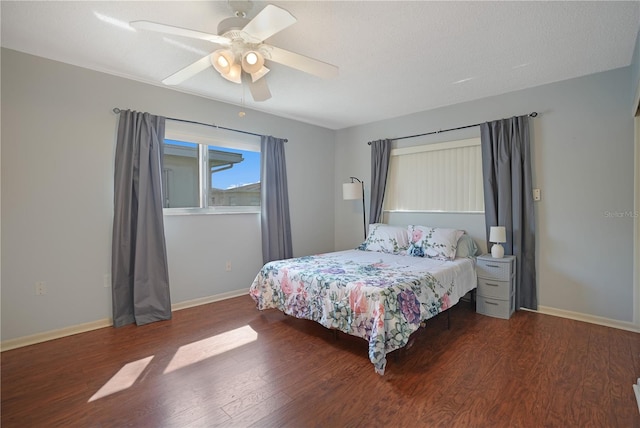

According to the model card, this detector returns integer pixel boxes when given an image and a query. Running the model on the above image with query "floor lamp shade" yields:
[343,178,366,240]
[343,182,362,200]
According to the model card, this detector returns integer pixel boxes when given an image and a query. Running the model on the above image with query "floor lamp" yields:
[343,177,366,240]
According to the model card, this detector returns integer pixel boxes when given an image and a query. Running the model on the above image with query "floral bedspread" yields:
[249,249,476,375]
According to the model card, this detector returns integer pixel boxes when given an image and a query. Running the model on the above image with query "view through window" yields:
[162,122,261,212]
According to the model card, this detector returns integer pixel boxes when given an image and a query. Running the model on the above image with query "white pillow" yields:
[406,225,464,261]
[357,223,409,255]
[455,234,480,258]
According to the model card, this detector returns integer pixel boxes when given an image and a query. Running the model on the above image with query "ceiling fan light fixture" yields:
[135,3,338,102]
[242,50,265,74]
[221,63,242,84]
[246,52,258,65]
[212,49,235,75]
[217,56,229,68]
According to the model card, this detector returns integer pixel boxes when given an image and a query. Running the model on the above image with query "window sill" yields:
[163,207,260,216]
[384,210,485,215]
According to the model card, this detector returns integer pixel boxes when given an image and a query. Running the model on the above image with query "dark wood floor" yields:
[2,295,639,427]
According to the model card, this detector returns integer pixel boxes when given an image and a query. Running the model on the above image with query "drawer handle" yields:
[485,282,500,287]
[484,300,499,306]
[486,264,500,268]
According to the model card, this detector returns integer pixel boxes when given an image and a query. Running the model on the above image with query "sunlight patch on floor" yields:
[88,356,154,402]
[163,325,258,374]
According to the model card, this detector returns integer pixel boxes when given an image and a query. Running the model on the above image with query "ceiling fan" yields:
[131,1,339,102]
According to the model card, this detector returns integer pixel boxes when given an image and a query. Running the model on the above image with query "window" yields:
[162,120,261,213]
[384,137,484,213]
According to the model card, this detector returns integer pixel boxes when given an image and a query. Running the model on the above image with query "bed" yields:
[249,224,479,374]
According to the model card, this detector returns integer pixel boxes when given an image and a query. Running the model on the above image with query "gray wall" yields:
[1,48,336,341]
[633,28,640,112]
[335,66,636,323]
[2,46,636,342]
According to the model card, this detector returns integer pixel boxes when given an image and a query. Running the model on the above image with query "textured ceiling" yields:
[2,1,639,130]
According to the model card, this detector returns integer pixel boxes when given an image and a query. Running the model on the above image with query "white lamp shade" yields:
[221,63,242,84]
[489,226,506,243]
[343,182,362,200]
[242,51,265,74]
[212,50,235,75]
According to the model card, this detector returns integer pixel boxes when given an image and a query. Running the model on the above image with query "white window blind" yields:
[384,137,484,212]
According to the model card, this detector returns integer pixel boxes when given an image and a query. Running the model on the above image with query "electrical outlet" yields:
[103,274,111,288]
[225,261,232,272]
[35,281,47,295]
[533,188,541,201]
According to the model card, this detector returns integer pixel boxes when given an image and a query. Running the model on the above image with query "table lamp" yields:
[489,226,506,258]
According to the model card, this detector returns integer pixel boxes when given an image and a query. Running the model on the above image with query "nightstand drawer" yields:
[476,296,513,319]
[477,278,511,299]
[476,259,512,281]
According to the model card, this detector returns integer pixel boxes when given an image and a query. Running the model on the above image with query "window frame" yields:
[163,120,261,215]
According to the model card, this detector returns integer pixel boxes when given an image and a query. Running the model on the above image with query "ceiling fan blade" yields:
[241,5,296,42]
[131,20,231,45]
[162,54,212,85]
[251,66,270,83]
[247,77,272,102]
[266,46,338,79]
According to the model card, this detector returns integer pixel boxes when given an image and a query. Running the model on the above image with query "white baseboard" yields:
[0,318,113,352]
[0,288,250,352]
[10,293,633,352]
[170,288,248,311]
[525,305,640,333]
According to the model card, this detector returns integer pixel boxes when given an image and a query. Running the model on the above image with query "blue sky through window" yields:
[166,139,260,190]
[214,148,259,189]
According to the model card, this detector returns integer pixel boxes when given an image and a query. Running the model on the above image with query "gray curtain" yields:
[260,136,293,264]
[112,110,172,327]
[480,115,537,310]
[369,139,392,225]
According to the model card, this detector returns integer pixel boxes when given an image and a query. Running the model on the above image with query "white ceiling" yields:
[2,1,639,130]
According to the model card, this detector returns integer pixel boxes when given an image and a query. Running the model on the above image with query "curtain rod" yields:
[368,112,538,144]
[112,108,288,142]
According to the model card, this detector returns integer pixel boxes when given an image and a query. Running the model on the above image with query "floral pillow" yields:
[406,225,464,260]
[357,223,409,255]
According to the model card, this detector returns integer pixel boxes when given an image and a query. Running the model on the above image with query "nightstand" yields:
[475,254,516,319]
